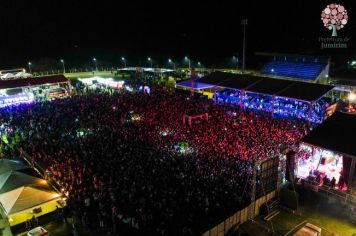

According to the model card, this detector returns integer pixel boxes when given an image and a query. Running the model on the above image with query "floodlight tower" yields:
[121,57,126,68]
[148,57,152,68]
[28,62,32,74]
[60,59,66,73]
[241,19,248,73]
[168,58,175,70]
[93,58,98,71]
[185,56,191,70]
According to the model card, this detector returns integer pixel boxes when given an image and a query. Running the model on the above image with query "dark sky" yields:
[0,0,355,68]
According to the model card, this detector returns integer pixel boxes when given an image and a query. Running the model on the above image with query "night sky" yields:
[0,0,355,68]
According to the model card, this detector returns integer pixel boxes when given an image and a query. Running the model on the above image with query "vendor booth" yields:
[0,159,65,226]
[0,75,71,107]
[78,77,124,90]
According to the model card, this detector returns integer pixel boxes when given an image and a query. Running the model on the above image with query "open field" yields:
[64,71,125,80]
[251,190,356,236]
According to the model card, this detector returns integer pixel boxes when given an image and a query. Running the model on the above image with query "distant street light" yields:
[93,58,98,71]
[197,61,201,67]
[28,62,32,74]
[168,58,175,70]
[60,59,66,73]
[185,56,191,69]
[148,57,152,68]
[232,55,239,70]
[121,57,126,68]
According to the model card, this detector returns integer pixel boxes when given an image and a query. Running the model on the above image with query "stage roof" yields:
[276,81,335,102]
[0,75,68,89]
[219,75,262,90]
[301,112,356,157]
[198,71,334,102]
[198,71,237,84]
[176,78,214,90]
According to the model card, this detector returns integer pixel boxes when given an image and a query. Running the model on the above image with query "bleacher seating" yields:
[262,59,326,81]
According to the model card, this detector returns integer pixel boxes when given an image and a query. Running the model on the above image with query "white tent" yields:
[1,73,15,80]
[0,171,62,226]
[0,161,63,226]
[0,185,61,216]
[14,72,32,79]
[0,169,62,214]
[0,159,28,175]
[0,171,44,194]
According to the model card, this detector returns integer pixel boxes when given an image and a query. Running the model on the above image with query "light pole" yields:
[28,62,32,74]
[241,19,248,73]
[93,58,98,71]
[168,58,175,70]
[121,57,126,68]
[148,57,152,68]
[197,61,201,67]
[233,56,239,70]
[185,56,191,69]
[60,59,66,74]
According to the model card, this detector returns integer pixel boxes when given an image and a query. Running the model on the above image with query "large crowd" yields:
[216,89,330,123]
[0,87,311,235]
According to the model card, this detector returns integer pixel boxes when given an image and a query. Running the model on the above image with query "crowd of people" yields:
[216,89,330,123]
[0,86,311,235]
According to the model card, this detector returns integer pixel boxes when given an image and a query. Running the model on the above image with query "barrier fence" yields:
[202,191,276,236]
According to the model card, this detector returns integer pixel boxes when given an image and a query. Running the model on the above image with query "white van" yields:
[27,226,50,236]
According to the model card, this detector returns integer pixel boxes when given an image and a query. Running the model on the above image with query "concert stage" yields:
[296,112,356,195]
[296,143,346,190]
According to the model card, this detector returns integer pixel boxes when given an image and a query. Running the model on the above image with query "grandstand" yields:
[258,53,330,82]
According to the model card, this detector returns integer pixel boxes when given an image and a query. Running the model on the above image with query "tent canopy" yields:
[0,185,60,215]
[0,159,28,175]
[198,71,334,103]
[301,112,356,157]
[14,72,32,79]
[1,73,15,79]
[176,78,214,90]
[0,171,46,194]
[0,75,68,89]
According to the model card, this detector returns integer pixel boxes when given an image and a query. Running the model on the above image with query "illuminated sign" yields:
[319,3,350,49]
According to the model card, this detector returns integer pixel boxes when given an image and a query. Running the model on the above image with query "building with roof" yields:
[0,75,71,107]
[0,159,64,226]
[0,75,69,90]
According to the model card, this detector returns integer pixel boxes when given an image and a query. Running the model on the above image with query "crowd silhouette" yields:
[0,87,310,235]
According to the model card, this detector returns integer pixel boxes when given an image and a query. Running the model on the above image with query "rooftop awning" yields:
[301,112,356,157]
[198,71,334,103]
[0,75,68,90]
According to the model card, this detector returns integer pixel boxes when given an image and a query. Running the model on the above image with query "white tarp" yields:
[14,72,32,79]
[1,73,15,80]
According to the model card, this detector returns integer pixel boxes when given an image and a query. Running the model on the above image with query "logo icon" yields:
[321,3,348,37]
